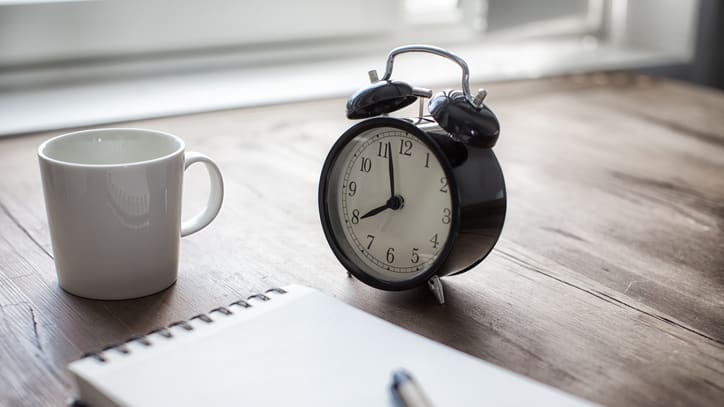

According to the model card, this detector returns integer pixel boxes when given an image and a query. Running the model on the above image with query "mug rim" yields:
[38,127,186,168]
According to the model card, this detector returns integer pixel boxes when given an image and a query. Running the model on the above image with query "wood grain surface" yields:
[1,72,723,406]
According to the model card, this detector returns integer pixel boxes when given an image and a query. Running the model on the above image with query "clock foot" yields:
[427,276,445,305]
[347,271,353,278]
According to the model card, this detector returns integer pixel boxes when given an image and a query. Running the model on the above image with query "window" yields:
[0,0,700,135]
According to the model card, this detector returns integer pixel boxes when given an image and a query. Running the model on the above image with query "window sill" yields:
[0,39,690,137]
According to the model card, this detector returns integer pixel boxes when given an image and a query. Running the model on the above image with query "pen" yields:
[390,369,435,407]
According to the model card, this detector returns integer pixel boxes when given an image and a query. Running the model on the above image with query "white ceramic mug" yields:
[38,128,224,300]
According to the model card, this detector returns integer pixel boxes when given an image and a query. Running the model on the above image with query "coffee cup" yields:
[38,128,223,300]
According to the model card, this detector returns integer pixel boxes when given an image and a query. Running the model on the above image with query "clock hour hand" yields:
[387,142,395,198]
[360,203,389,219]
[359,196,404,220]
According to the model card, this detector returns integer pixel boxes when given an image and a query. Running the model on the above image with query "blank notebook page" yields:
[68,285,593,406]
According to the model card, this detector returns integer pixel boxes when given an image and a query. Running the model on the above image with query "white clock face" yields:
[325,124,453,283]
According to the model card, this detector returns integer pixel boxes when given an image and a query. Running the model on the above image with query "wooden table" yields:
[1,72,723,406]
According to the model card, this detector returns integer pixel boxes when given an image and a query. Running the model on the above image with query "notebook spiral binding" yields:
[82,288,288,363]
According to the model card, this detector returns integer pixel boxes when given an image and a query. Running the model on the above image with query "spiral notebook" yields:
[68,285,593,406]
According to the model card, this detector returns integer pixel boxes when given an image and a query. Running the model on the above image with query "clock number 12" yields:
[399,139,412,156]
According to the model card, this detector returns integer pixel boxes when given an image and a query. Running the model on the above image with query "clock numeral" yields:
[440,177,448,193]
[429,233,439,249]
[386,247,395,264]
[348,181,357,197]
[351,209,360,224]
[424,152,430,168]
[411,248,420,264]
[366,234,375,250]
[442,208,451,224]
[399,139,412,156]
[377,142,390,158]
[360,157,372,172]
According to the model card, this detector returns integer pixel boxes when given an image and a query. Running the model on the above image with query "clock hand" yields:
[360,203,389,219]
[387,142,395,198]
[359,196,405,220]
[360,147,403,221]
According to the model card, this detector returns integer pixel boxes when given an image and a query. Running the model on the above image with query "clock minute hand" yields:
[360,144,400,221]
[387,142,395,198]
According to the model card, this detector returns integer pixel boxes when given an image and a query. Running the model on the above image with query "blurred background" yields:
[0,0,719,136]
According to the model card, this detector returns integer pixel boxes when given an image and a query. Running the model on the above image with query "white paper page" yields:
[69,285,594,407]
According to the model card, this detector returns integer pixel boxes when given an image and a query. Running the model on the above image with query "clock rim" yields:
[318,116,461,291]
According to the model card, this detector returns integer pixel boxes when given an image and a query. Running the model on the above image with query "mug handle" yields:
[181,152,224,237]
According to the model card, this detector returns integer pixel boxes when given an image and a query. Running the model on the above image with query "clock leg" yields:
[347,271,353,278]
[427,276,445,305]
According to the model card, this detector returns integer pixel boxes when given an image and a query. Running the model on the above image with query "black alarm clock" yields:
[318,45,506,303]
